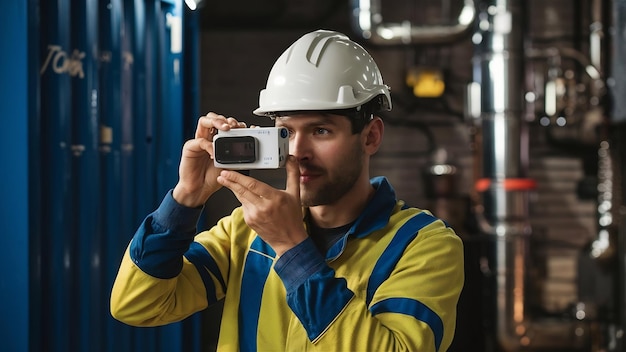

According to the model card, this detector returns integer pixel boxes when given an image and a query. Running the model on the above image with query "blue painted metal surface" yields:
[155,2,186,350]
[38,0,74,350]
[69,1,101,352]
[182,6,204,351]
[10,0,202,351]
[98,0,130,350]
[1,1,30,352]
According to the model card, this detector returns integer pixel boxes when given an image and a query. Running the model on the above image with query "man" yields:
[111,29,464,352]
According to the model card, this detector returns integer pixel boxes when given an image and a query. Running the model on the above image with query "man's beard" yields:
[300,142,364,207]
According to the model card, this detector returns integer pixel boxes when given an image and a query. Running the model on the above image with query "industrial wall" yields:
[197,0,625,351]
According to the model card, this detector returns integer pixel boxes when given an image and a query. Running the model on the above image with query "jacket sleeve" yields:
[110,190,214,327]
[276,218,464,352]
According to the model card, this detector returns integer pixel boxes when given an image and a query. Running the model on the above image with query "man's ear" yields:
[363,116,384,154]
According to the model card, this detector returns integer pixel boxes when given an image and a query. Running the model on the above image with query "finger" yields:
[225,117,244,128]
[217,170,266,204]
[200,112,228,128]
[196,113,229,139]
[285,155,300,198]
[183,137,213,156]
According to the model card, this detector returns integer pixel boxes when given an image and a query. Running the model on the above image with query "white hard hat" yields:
[253,29,392,117]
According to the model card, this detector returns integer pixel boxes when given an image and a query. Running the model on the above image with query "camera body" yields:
[213,127,289,169]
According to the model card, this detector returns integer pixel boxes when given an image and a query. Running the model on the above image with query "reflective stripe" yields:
[239,237,275,352]
[366,212,436,305]
[366,212,444,351]
[184,242,224,304]
[370,297,444,352]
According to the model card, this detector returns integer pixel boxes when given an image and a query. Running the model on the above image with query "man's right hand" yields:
[172,112,247,208]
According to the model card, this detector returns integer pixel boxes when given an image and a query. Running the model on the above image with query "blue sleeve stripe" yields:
[184,242,225,305]
[250,236,276,256]
[239,237,274,352]
[366,212,436,305]
[370,297,444,352]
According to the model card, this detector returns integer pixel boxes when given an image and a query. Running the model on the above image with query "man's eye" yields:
[314,128,329,135]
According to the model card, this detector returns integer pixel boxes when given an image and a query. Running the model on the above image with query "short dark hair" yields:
[337,95,387,134]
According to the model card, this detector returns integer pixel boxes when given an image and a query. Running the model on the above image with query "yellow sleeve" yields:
[110,245,208,327]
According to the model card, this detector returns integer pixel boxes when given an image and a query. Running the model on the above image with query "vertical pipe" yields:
[69,0,101,350]
[141,0,158,212]
[470,0,534,350]
[155,1,186,350]
[38,0,74,349]
[611,1,626,350]
[129,0,160,351]
[182,5,203,351]
[98,0,131,350]
[121,0,136,247]
[611,0,626,125]
[132,0,155,218]
[156,0,184,196]
[72,0,101,351]
[182,3,200,142]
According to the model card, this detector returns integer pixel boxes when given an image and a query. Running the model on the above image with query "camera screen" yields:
[215,136,257,164]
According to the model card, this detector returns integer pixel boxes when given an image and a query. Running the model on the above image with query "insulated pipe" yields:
[350,0,476,44]
[469,1,595,350]
[468,0,535,350]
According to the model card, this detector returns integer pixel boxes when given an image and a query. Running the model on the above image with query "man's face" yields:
[275,113,365,207]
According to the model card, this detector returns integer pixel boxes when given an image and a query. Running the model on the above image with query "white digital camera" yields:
[213,127,289,169]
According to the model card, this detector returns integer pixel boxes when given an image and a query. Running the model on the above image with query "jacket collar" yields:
[326,176,398,260]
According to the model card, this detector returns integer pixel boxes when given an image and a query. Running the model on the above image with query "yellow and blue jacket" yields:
[111,176,464,351]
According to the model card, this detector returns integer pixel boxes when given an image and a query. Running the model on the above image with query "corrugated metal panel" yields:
[27,0,201,351]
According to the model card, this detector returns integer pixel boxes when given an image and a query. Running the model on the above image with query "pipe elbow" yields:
[350,0,476,45]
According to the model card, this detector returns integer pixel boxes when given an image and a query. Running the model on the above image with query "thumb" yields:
[285,155,300,198]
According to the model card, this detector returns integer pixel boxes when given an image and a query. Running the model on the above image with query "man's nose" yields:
[289,134,311,161]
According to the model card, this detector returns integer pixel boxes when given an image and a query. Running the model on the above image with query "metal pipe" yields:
[350,0,476,45]
[470,0,534,350]
[589,0,605,73]
[612,0,626,125]
[470,1,599,350]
